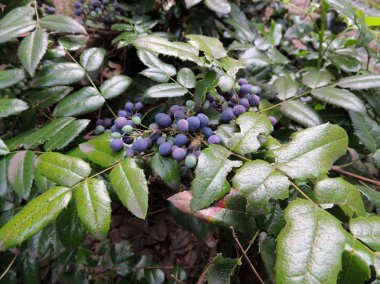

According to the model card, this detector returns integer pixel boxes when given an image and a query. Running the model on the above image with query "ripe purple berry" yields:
[247,94,260,106]
[238,78,249,85]
[269,116,277,126]
[159,142,172,156]
[176,119,189,132]
[174,110,186,120]
[221,108,235,122]
[110,139,123,151]
[201,127,213,138]
[174,134,188,147]
[114,117,128,128]
[208,135,221,144]
[239,98,250,109]
[187,116,200,131]
[118,110,128,117]
[233,105,246,116]
[134,102,143,111]
[124,101,134,111]
[197,113,209,128]
[172,147,187,161]
[156,137,166,145]
[133,138,148,152]
[240,84,252,95]
[103,118,112,127]
[155,113,172,127]
[126,148,135,157]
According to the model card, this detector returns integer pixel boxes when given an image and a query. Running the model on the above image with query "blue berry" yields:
[110,125,123,134]
[126,148,135,157]
[208,135,221,144]
[269,116,277,126]
[185,155,197,168]
[124,101,134,111]
[47,6,55,14]
[194,150,201,157]
[74,9,82,16]
[176,119,189,132]
[174,134,188,147]
[74,2,81,8]
[103,118,112,127]
[221,108,235,122]
[201,127,213,138]
[149,123,159,130]
[196,113,209,128]
[114,117,128,128]
[187,116,200,131]
[145,138,152,148]
[157,137,166,145]
[110,139,123,151]
[174,110,186,120]
[240,84,252,95]
[155,113,172,127]
[172,147,187,161]
[159,142,172,156]
[170,105,181,114]
[135,113,142,118]
[90,0,99,6]
[134,102,143,111]
[118,110,128,117]
[96,119,104,126]
[238,78,249,85]
[202,100,210,109]
[251,86,261,94]
[247,94,260,106]
[233,105,246,116]
[239,98,250,109]
[95,125,105,134]
[133,138,148,152]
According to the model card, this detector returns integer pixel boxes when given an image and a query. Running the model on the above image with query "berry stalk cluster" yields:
[73,0,122,26]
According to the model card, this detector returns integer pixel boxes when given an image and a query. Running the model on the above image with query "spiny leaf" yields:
[0,99,28,118]
[0,6,35,44]
[206,254,239,284]
[272,76,297,100]
[349,216,380,251]
[349,111,380,152]
[146,83,188,98]
[39,15,87,34]
[177,67,196,88]
[137,50,176,83]
[302,70,333,88]
[337,74,380,89]
[31,63,85,87]
[151,153,180,191]
[100,75,132,99]
[186,34,227,59]
[0,68,26,89]
[280,100,322,127]
[80,47,105,71]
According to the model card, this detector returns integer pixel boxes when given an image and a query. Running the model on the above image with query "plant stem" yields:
[289,180,314,202]
[0,254,17,281]
[33,0,40,29]
[332,166,380,188]
[318,0,326,68]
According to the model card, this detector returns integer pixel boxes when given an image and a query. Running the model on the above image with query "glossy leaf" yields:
[100,75,132,99]
[207,254,238,284]
[274,123,348,180]
[204,0,231,14]
[186,34,227,59]
[110,158,148,219]
[193,69,219,105]
[80,47,105,71]
[34,174,55,194]
[18,30,48,76]
[337,74,380,90]
[190,145,242,211]
[275,199,346,284]
[76,178,111,240]
[35,152,91,187]
[302,70,333,88]
[0,157,8,198]
[31,63,85,87]
[146,83,187,98]
[356,185,380,208]
[151,153,180,190]
[0,99,28,118]
[79,134,125,167]
[349,216,380,251]
[0,186,72,251]
[0,6,35,44]
[229,112,273,155]
[185,0,202,8]
[7,150,35,199]
[177,67,196,88]
[26,86,73,108]
[0,139,10,156]
[314,178,366,217]
[311,87,366,114]
[137,50,176,83]
[259,233,276,283]
[232,160,289,211]
[349,111,380,152]
[280,100,322,127]
[53,87,105,117]
[272,76,297,100]
[39,15,87,34]
[0,68,26,89]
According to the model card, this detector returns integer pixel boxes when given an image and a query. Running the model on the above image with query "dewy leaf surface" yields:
[274,123,348,180]
[275,199,346,284]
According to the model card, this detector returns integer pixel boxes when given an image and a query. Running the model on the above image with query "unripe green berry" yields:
[122,125,133,134]
[132,116,141,125]
[186,100,195,108]
[111,132,122,139]
[95,125,105,134]
[185,155,197,168]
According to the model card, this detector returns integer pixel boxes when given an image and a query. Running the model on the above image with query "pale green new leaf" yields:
[314,178,366,217]
[110,158,148,219]
[0,6,35,44]
[75,178,111,240]
[349,216,380,251]
[302,70,333,88]
[232,160,289,211]
[39,15,87,34]
[146,83,188,98]
[280,100,322,127]
[35,152,91,187]
[311,87,366,114]
[100,75,132,99]
[349,111,380,152]
[275,199,346,284]
[0,99,28,117]
[272,76,297,100]
[229,112,272,155]
[186,34,227,59]
[337,74,380,90]
[274,123,348,180]
[31,63,85,87]
[18,30,48,76]
[80,47,105,71]
[0,69,26,89]
[177,67,196,88]
[0,186,72,251]
[190,145,242,211]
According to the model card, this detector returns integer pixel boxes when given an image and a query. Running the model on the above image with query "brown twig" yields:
[0,254,18,281]
[289,180,314,202]
[170,274,186,284]
[230,227,265,284]
[332,166,380,188]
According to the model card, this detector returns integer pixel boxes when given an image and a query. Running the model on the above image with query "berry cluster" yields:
[73,0,122,26]
[1,80,28,96]
[36,0,55,14]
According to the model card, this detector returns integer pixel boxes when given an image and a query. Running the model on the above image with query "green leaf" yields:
[27,86,73,108]
[110,158,148,219]
[21,255,41,284]
[375,149,380,168]
[311,87,366,114]
[206,254,238,284]
[274,123,348,180]
[0,139,10,156]
[314,178,366,217]
[280,100,322,127]
[0,99,29,118]
[349,216,380,251]
[0,68,26,89]
[0,157,7,198]
[80,47,105,71]
[53,87,105,117]
[349,111,380,152]
[177,67,195,88]
[186,34,227,59]
[146,83,187,98]
[100,75,132,99]
[35,152,91,187]
[275,199,346,284]
[0,6,35,44]
[229,112,273,155]
[31,63,85,87]
[302,70,333,88]
[137,50,176,83]
[18,30,48,76]
[337,74,380,90]
[356,185,380,208]
[58,34,87,51]
[44,119,90,151]
[193,69,219,105]
[330,54,362,73]
[151,153,180,191]
[75,178,111,240]
[7,150,35,199]
[185,0,202,8]
[259,233,276,282]
[0,186,72,251]
[272,76,297,100]
[39,15,87,34]
[144,269,165,284]
[134,35,201,64]
[204,0,231,14]
[232,160,289,211]
[34,174,55,194]
[79,133,126,167]
[190,145,242,211]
